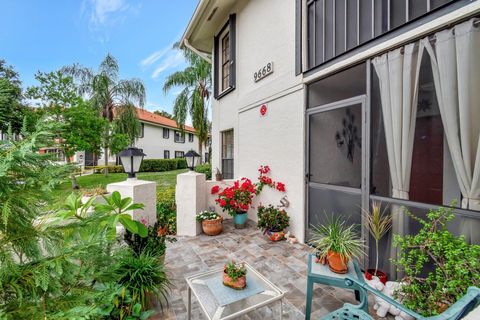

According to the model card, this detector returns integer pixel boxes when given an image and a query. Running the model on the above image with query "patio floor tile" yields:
[155,219,392,319]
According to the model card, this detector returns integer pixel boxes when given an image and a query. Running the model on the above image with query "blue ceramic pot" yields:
[233,211,248,229]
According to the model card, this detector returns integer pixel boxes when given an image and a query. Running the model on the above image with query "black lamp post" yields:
[185,149,200,171]
[118,147,146,178]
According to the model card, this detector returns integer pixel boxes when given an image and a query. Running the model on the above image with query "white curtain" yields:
[372,43,425,278]
[422,19,480,244]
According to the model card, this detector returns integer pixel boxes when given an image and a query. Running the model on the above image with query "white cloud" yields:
[140,47,169,69]
[151,51,184,79]
[82,0,137,30]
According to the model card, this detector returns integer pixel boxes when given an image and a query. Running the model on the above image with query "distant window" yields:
[174,131,185,143]
[221,130,234,179]
[175,151,184,158]
[188,133,194,142]
[164,150,170,159]
[205,152,209,163]
[163,128,169,139]
[139,123,144,138]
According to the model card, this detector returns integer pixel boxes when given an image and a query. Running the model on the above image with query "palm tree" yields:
[64,54,146,175]
[163,44,211,163]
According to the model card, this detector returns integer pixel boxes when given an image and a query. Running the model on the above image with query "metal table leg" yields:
[188,286,192,320]
[280,298,283,320]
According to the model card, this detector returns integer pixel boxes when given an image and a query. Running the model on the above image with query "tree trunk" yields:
[65,151,79,190]
[198,139,203,165]
[104,146,109,177]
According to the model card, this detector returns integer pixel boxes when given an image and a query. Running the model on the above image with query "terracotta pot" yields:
[202,217,223,236]
[215,173,223,181]
[327,250,349,274]
[365,269,388,284]
[223,272,246,290]
[266,229,285,241]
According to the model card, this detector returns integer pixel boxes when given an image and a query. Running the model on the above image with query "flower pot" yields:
[365,269,388,284]
[327,250,349,274]
[215,173,223,181]
[223,272,246,290]
[202,217,223,236]
[266,229,285,241]
[233,212,248,229]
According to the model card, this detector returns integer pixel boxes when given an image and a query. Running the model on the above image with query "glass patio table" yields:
[185,262,284,320]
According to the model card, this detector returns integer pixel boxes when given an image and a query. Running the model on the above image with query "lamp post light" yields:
[118,147,146,178]
[185,149,201,171]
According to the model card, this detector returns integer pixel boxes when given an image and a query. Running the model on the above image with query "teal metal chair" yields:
[323,275,480,320]
[305,254,368,320]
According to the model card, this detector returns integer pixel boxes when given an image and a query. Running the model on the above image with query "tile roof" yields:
[136,108,196,133]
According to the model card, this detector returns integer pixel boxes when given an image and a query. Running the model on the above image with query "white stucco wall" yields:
[209,0,306,241]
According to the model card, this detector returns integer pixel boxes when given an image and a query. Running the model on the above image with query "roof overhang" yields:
[180,0,238,61]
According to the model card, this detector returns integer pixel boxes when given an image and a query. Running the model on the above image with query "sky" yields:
[0,0,198,115]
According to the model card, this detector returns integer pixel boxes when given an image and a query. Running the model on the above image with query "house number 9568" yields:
[254,62,273,82]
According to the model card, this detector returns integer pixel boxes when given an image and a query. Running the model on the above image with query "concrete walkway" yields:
[154,219,389,320]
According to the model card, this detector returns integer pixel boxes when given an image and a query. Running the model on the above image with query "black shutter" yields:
[213,33,219,99]
[228,14,236,89]
[295,0,302,75]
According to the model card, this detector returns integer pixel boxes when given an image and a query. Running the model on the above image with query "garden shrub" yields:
[393,206,480,316]
[86,165,124,173]
[157,186,176,235]
[174,158,187,169]
[195,163,212,179]
[140,158,187,172]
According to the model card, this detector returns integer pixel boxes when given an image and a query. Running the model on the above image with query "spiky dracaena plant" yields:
[362,201,392,275]
[309,215,365,262]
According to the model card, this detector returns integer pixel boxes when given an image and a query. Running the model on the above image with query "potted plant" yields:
[392,206,480,317]
[223,261,247,290]
[309,216,365,274]
[215,168,223,181]
[214,178,257,229]
[257,205,290,241]
[196,210,223,235]
[363,201,391,284]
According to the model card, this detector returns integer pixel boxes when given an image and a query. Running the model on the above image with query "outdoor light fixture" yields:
[119,147,146,178]
[185,149,200,171]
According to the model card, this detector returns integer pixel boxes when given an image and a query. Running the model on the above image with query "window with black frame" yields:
[163,128,169,139]
[174,131,185,143]
[188,133,194,142]
[175,151,184,158]
[221,130,234,179]
[164,150,170,159]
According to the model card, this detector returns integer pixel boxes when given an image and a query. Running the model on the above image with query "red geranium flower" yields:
[276,182,286,192]
[211,185,220,194]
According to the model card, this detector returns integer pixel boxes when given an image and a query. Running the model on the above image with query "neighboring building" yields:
[182,0,480,277]
[94,108,208,165]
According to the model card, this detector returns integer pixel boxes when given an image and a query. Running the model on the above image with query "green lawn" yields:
[52,169,187,201]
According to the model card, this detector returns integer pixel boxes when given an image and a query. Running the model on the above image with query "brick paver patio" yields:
[154,219,389,320]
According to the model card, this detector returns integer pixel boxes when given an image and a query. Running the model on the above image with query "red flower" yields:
[276,182,286,192]
[211,185,220,194]
[219,199,227,207]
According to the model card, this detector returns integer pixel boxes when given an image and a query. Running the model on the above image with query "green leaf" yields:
[119,214,138,234]
[111,191,122,207]
[125,203,144,212]
[135,221,148,238]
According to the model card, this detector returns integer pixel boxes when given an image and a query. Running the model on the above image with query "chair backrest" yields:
[344,276,480,320]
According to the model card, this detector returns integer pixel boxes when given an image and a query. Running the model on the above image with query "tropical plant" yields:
[257,205,290,232]
[362,201,392,275]
[309,216,365,262]
[196,210,220,222]
[124,220,173,258]
[112,250,171,314]
[0,121,152,319]
[163,44,211,161]
[0,59,26,134]
[224,261,247,281]
[393,206,480,316]
[64,54,146,175]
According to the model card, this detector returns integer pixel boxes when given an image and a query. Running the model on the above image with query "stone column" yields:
[106,178,157,226]
[176,171,206,236]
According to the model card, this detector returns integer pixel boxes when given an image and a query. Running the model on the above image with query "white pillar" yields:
[176,171,206,236]
[106,178,157,226]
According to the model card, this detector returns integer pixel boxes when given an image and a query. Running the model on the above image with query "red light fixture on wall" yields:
[260,104,267,116]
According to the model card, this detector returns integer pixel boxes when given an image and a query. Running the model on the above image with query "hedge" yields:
[86,158,188,174]
[195,163,212,180]
[140,158,187,172]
